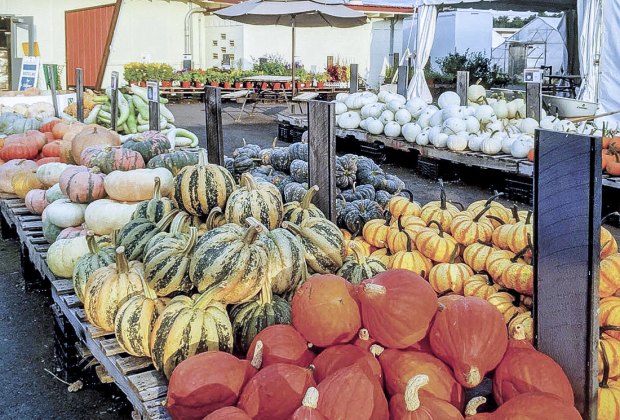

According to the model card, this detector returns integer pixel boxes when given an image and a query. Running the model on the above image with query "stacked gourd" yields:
[164,270,582,420]
[334,87,602,159]
[602,131,620,176]
[227,140,407,234]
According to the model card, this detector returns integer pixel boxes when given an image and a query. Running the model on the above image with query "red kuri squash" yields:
[490,392,581,419]
[203,406,251,420]
[388,374,464,419]
[246,325,315,368]
[312,344,382,384]
[291,387,327,420]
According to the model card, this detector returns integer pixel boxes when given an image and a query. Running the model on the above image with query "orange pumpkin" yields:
[58,166,107,204]
[428,247,474,295]
[290,388,326,420]
[390,233,433,279]
[388,375,465,419]
[59,140,76,164]
[607,149,620,176]
[39,118,61,133]
[0,139,39,161]
[600,253,620,298]
[71,126,120,162]
[415,221,459,263]
[450,206,495,246]
[42,141,61,157]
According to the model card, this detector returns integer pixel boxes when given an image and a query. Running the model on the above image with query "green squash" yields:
[229,278,292,355]
[336,154,358,189]
[233,153,257,175]
[337,242,386,284]
[72,232,116,302]
[43,217,63,244]
[282,185,325,225]
[117,211,177,261]
[340,183,375,202]
[289,159,308,183]
[132,176,177,223]
[356,157,386,189]
[342,199,384,235]
[147,150,199,176]
[122,131,171,163]
[224,173,283,230]
[233,139,262,158]
[283,181,308,203]
[283,217,344,274]
[270,147,291,172]
[287,141,308,162]
[144,226,198,296]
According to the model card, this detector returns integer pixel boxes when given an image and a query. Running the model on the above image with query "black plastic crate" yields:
[289,128,304,144]
[504,178,533,205]
[359,142,386,163]
[417,157,441,180]
[278,123,291,142]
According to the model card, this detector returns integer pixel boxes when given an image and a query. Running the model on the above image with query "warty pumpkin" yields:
[336,241,386,284]
[71,125,120,162]
[415,221,459,263]
[225,173,283,230]
[291,387,326,420]
[104,167,173,202]
[189,221,268,304]
[429,296,508,388]
[83,247,144,331]
[84,199,139,236]
[388,374,465,420]
[246,325,315,368]
[283,218,344,274]
[229,276,292,355]
[449,206,495,246]
[117,210,177,261]
[429,247,474,295]
[11,169,44,198]
[144,226,197,297]
[173,150,236,217]
[58,165,107,203]
[167,351,256,420]
[386,215,426,252]
[132,176,177,223]
[356,269,438,349]
[419,180,461,232]
[282,185,325,224]
[150,290,233,378]
[463,273,500,300]
[291,274,361,347]
[72,231,116,302]
[47,235,91,278]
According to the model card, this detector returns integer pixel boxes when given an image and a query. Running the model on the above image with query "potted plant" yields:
[123,62,144,86]
[207,70,220,87]
[295,68,308,90]
[316,72,328,89]
[179,71,192,88]
[192,69,207,88]
[222,73,233,89]
[152,63,174,87]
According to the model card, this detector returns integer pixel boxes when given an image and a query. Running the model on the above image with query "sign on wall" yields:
[18,56,39,90]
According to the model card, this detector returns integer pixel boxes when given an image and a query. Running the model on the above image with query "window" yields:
[229,40,235,47]
[212,53,219,60]
[220,33,226,40]
[221,47,226,53]
[212,40,218,47]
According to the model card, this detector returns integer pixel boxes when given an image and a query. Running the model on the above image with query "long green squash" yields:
[72,231,116,302]
[283,217,345,274]
[150,289,233,378]
[132,176,177,223]
[224,172,284,230]
[117,210,177,261]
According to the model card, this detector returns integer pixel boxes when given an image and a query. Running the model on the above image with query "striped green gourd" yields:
[282,185,325,225]
[336,241,386,284]
[144,227,198,296]
[283,217,345,274]
[150,290,232,378]
[132,176,177,223]
[72,231,116,302]
[251,217,307,295]
[117,210,177,261]
[229,277,292,355]
[188,221,268,304]
[173,150,236,217]
[122,131,171,163]
[147,150,198,176]
[224,172,283,230]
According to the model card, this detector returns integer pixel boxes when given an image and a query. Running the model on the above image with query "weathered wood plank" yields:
[117,356,153,375]
[457,71,470,106]
[526,82,542,121]
[349,64,358,94]
[52,279,74,295]
[100,338,125,356]
[128,370,167,395]
[205,86,224,165]
[308,100,337,222]
[533,129,600,419]
[62,294,82,308]
[397,66,408,97]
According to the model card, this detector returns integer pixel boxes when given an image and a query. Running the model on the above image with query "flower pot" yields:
[210,81,219,87]
[317,82,325,89]
[234,82,243,89]
[161,80,172,87]
[181,81,191,88]
[296,82,303,90]
[285,82,292,90]
[261,82,269,91]
[194,82,204,88]
[273,82,281,90]
[245,82,254,89]
[223,82,231,89]
[139,81,146,87]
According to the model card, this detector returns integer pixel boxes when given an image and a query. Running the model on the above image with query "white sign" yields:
[18,56,39,91]
[111,71,119,90]
[146,80,159,103]
[524,68,543,84]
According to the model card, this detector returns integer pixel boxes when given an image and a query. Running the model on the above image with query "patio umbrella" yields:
[215,0,367,96]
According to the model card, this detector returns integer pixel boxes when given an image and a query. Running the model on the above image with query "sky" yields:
[357,1,542,17]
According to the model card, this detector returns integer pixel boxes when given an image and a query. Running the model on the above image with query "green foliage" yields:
[433,50,515,87]
[252,54,289,76]
[493,12,561,29]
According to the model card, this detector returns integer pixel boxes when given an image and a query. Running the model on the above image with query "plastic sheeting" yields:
[598,0,620,120]
[577,0,602,103]
[406,5,437,103]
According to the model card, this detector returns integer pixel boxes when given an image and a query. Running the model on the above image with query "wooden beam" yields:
[95,0,122,89]
[526,82,542,121]
[308,100,337,222]
[204,86,224,165]
[397,65,408,97]
[349,64,358,94]
[534,129,600,419]
[75,68,84,122]
[457,71,469,106]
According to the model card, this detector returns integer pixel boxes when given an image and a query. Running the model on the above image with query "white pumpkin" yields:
[47,236,90,278]
[336,93,349,103]
[465,116,481,134]
[384,121,402,138]
[553,120,577,133]
[511,137,534,158]
[36,163,71,187]
[361,103,385,119]
[540,116,559,130]
[387,100,403,114]
[104,168,173,202]
[402,123,422,143]
[468,84,487,104]
[338,111,362,129]
[481,136,503,155]
[359,118,369,131]
[379,110,395,125]
[485,120,505,134]
[416,128,431,146]
[345,93,364,110]
[45,183,66,203]
[492,100,509,120]
[433,133,449,148]
[377,91,391,103]
[45,199,88,228]
[366,118,385,135]
[428,126,444,145]
[442,106,465,120]
[360,91,378,107]
[501,137,515,155]
[429,110,444,128]
[443,117,467,135]
[405,98,428,118]
[475,105,496,124]
[334,101,348,115]
[85,199,139,235]
[447,134,469,151]
[519,118,539,135]
[468,134,485,152]
[394,108,412,125]
[438,91,461,109]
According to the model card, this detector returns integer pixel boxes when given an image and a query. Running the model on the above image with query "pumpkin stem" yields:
[358,328,370,342]
[197,149,208,166]
[450,200,465,211]
[525,210,533,225]
[282,221,301,236]
[258,275,273,306]
[511,324,527,341]
[428,220,444,237]
[250,340,263,370]
[351,182,357,193]
[206,207,223,230]
[110,229,118,247]
[170,212,188,235]
[300,185,319,209]
[511,204,520,222]
[473,205,491,222]
[240,173,258,190]
[600,340,610,388]
[181,227,198,256]
[152,177,162,200]
[369,344,384,357]
[363,283,386,296]
[403,231,414,253]
[349,241,367,265]
[484,191,504,207]
[404,374,429,412]
[85,231,99,254]
[465,367,481,387]
[301,387,319,409]
[156,210,179,231]
[465,397,487,417]
[242,222,262,244]
[271,137,277,148]
[486,215,505,226]
[448,245,459,264]
[438,179,447,210]
[437,289,454,297]
[138,269,157,300]
[115,246,129,274]
[602,212,620,225]
[512,243,531,262]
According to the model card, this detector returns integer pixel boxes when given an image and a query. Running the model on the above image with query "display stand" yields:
[147,80,160,132]
[349,64,358,94]
[397,66,408,97]
[75,68,84,123]
[110,71,119,130]
[534,129,600,418]
[204,86,224,165]
[308,100,337,222]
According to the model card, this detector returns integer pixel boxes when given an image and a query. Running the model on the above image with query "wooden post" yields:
[110,71,119,130]
[526,82,542,121]
[392,53,400,70]
[349,64,358,94]
[534,129,600,419]
[204,86,224,166]
[327,56,334,68]
[46,64,59,118]
[456,71,469,106]
[308,100,337,222]
[146,80,160,132]
[75,68,84,123]
[397,65,408,97]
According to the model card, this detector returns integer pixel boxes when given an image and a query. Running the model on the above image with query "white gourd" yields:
[338,111,362,129]
[433,133,449,148]
[336,93,349,102]
[366,118,385,135]
[447,134,469,151]
[475,105,496,124]
[45,199,88,228]
[402,123,422,143]
[468,84,487,104]
[429,110,444,127]
[501,137,515,155]
[465,116,481,134]
[492,100,509,120]
[443,117,467,135]
[387,100,404,113]
[511,137,534,158]
[405,98,427,118]
[416,128,431,145]
[438,91,461,109]
[334,101,348,115]
[379,110,395,125]
[395,109,412,125]
[468,134,484,152]
[481,137,503,155]
[383,121,402,138]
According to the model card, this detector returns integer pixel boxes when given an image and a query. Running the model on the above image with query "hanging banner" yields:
[18,56,39,91]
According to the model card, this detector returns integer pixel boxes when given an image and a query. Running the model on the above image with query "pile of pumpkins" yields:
[163,271,584,420]
[227,139,408,235]
[333,87,602,160]
[602,131,620,176]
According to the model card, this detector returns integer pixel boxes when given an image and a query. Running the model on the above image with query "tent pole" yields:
[292,16,296,97]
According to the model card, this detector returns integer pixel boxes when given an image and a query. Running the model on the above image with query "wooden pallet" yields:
[603,175,620,190]
[0,199,171,420]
